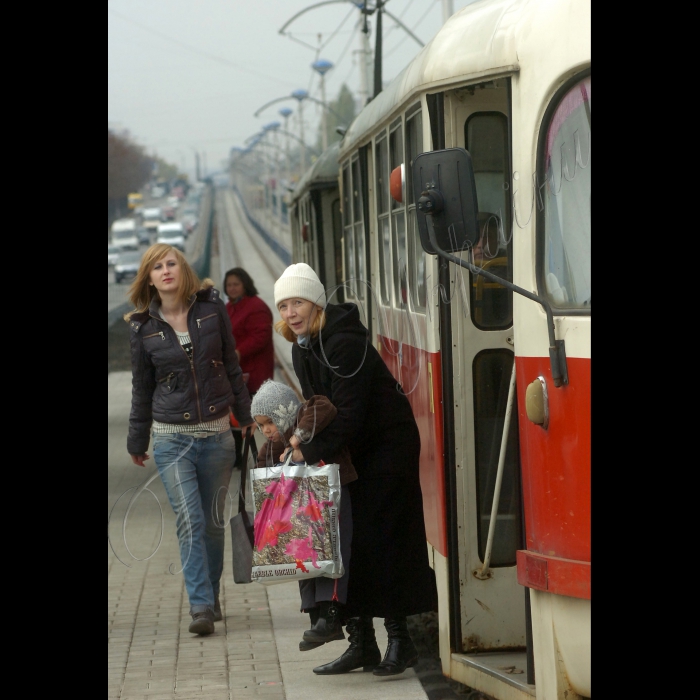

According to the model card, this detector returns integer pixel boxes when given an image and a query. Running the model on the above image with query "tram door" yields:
[442,80,526,652]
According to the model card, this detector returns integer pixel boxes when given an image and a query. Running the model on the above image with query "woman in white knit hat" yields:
[273,262,437,678]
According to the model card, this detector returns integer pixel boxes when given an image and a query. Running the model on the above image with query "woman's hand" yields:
[241,422,256,438]
[289,434,300,449]
[131,453,150,467]
[282,446,304,463]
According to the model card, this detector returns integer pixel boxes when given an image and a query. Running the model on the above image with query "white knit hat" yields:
[250,380,301,435]
[274,263,326,309]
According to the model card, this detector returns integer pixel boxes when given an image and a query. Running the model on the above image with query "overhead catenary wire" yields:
[319,5,356,52]
[334,20,361,71]
[108,8,289,87]
[383,0,433,58]
[383,0,418,39]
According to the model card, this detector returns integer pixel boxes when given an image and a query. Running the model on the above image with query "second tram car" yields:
[287,1,590,698]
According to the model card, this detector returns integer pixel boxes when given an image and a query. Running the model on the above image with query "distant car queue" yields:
[108,184,204,275]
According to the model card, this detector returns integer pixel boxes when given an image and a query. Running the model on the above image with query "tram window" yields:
[390,125,407,305]
[331,198,344,303]
[465,113,513,330]
[541,76,591,310]
[376,138,389,215]
[342,163,356,297]
[406,109,426,311]
[375,137,391,305]
[392,212,407,306]
[473,350,521,567]
[342,163,351,224]
[346,221,356,290]
[352,158,363,224]
[352,158,365,301]
[300,198,310,266]
[390,125,404,209]
[406,108,422,206]
[310,200,318,272]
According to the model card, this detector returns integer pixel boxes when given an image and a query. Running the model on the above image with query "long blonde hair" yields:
[274,305,326,343]
[123,244,211,321]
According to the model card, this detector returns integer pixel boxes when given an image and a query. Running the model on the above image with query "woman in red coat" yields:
[224,267,275,464]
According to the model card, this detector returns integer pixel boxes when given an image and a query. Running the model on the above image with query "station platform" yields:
[108,369,432,700]
[108,186,472,700]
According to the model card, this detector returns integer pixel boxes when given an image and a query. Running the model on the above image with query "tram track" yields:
[214,187,301,397]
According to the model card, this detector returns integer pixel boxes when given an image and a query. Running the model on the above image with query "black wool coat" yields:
[292,302,437,618]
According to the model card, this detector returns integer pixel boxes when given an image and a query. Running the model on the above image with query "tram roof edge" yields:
[339,0,590,159]
[290,141,341,203]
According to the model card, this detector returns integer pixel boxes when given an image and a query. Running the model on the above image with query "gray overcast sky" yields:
[108,0,479,179]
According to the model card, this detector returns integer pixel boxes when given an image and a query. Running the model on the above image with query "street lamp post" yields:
[263,122,281,220]
[279,107,293,190]
[291,89,309,174]
[442,0,455,24]
[311,59,334,152]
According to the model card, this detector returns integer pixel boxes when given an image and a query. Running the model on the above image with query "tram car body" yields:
[289,1,590,698]
[289,141,344,305]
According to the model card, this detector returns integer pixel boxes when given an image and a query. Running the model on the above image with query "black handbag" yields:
[230,431,257,584]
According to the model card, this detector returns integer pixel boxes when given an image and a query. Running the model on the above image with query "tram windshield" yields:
[543,76,591,309]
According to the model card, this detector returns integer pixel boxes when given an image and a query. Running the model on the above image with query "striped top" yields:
[152,329,229,436]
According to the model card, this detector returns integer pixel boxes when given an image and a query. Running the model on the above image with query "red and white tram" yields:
[289,1,590,698]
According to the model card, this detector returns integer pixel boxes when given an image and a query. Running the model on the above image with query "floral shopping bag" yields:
[250,452,343,583]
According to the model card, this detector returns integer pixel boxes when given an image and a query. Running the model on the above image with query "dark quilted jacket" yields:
[127,286,252,455]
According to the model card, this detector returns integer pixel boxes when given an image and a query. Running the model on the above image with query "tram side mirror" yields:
[412,148,480,254]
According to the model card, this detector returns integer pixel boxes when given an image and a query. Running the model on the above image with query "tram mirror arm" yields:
[412,148,568,387]
[425,225,568,387]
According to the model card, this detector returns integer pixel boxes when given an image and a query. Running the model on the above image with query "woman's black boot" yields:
[299,607,324,651]
[303,601,345,645]
[373,617,419,676]
[313,616,381,675]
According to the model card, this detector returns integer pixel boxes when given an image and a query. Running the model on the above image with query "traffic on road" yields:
[107,183,204,315]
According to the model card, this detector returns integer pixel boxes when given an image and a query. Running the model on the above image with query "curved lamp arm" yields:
[279,0,349,34]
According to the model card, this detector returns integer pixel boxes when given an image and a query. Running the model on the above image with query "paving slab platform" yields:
[109,370,430,700]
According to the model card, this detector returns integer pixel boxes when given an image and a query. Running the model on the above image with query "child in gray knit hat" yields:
[249,379,357,653]
[250,380,357,482]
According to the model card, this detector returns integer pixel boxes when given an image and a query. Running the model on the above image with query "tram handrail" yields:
[475,363,517,579]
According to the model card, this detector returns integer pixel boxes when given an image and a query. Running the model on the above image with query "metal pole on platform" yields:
[312,59,334,152]
[477,363,517,577]
[291,89,308,176]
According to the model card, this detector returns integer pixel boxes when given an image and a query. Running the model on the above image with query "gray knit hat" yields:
[250,380,301,435]
[274,263,327,309]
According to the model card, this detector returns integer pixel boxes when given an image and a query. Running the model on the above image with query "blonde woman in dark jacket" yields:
[125,243,255,636]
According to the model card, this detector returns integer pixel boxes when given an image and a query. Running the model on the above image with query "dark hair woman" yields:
[273,262,438,677]
[125,244,255,636]
[223,267,274,465]
[223,268,274,395]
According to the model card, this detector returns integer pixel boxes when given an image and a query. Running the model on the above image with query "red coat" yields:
[226,294,274,394]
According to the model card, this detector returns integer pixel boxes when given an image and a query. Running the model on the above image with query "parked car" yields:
[108,245,120,267]
[114,251,142,284]
[156,222,186,252]
[137,227,151,246]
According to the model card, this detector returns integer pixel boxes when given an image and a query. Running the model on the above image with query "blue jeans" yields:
[153,430,236,609]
